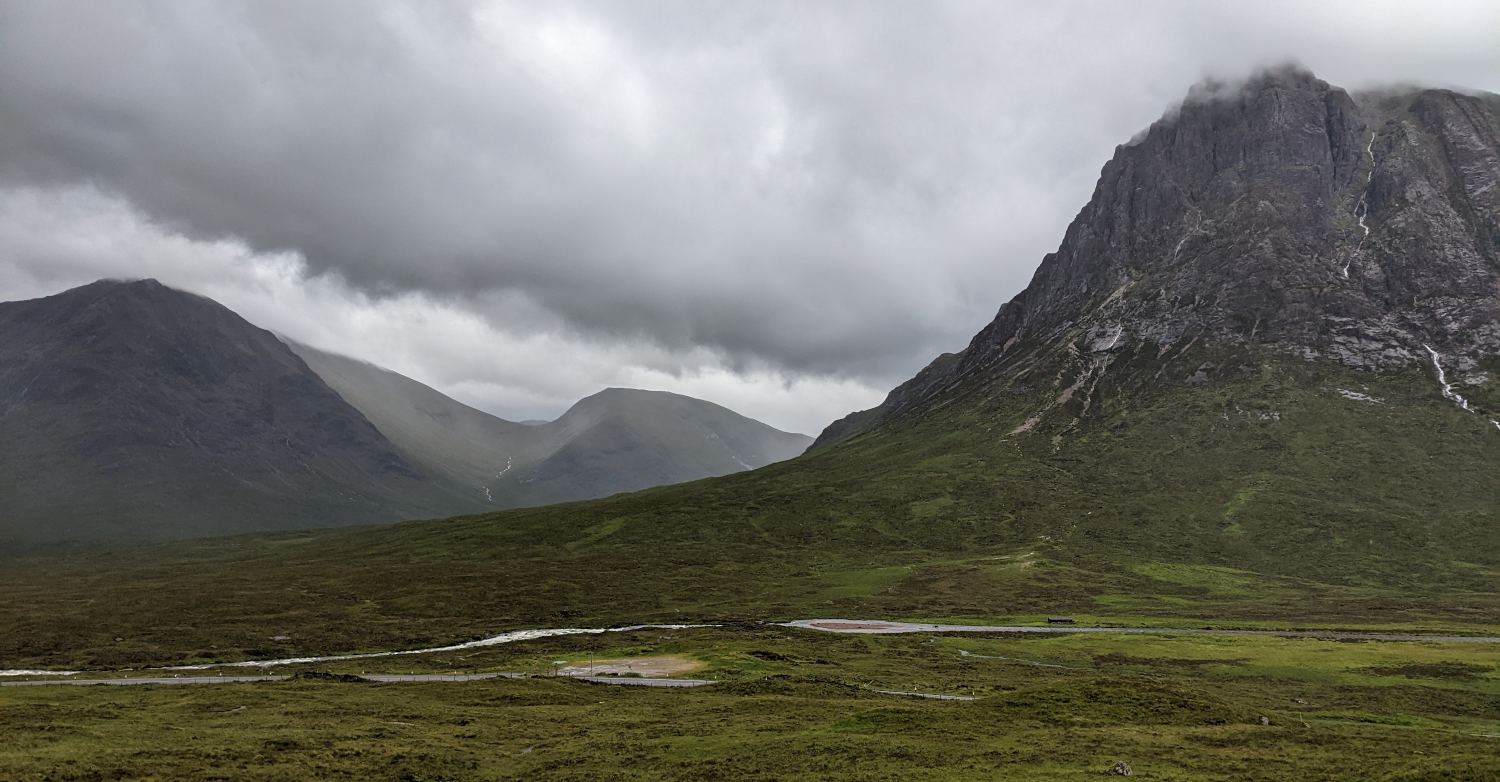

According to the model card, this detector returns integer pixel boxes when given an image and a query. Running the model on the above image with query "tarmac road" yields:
[783,619,1500,642]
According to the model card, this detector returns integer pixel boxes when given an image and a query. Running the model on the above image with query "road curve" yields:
[783,619,1500,643]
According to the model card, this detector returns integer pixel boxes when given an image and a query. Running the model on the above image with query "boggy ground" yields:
[4,625,1498,780]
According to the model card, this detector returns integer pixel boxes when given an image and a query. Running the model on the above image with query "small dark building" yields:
[1047,616,1075,624]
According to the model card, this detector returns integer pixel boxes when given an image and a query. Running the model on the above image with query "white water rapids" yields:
[1424,345,1500,430]
[1343,133,1377,279]
[1425,345,1473,411]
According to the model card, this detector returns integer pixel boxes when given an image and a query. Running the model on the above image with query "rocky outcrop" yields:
[813,67,1500,448]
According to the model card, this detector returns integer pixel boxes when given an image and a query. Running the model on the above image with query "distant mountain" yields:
[0,279,483,552]
[491,387,813,508]
[287,341,813,510]
[0,280,810,552]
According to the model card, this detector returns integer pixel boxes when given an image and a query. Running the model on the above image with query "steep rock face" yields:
[0,280,471,550]
[816,68,1500,447]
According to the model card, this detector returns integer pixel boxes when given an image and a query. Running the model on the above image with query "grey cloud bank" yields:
[2,1,1497,433]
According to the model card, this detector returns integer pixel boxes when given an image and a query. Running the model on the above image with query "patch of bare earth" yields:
[556,656,702,678]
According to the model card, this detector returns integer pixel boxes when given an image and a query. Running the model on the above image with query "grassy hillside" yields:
[5,345,1500,670]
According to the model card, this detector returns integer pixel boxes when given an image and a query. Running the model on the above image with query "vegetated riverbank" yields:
[17,616,1500,682]
[3,623,1498,780]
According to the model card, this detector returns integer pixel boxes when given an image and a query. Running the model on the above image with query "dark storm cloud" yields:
[3,1,1498,386]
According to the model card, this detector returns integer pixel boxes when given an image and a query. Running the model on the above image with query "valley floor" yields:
[4,623,1498,780]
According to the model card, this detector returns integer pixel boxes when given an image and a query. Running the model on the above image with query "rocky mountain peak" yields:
[966,66,1499,373]
[813,67,1500,449]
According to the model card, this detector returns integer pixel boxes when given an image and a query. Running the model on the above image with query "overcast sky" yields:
[2,1,1497,433]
